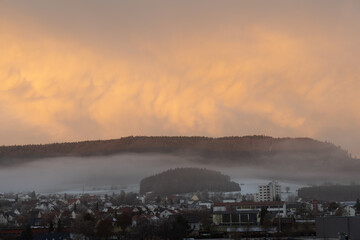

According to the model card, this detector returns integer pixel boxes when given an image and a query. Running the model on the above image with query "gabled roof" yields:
[66,198,79,205]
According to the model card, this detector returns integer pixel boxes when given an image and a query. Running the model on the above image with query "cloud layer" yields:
[1,1,360,155]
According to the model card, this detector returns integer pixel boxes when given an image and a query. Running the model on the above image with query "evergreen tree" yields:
[116,212,132,238]
[120,190,126,204]
[275,194,281,201]
[328,202,340,213]
[260,206,268,226]
[96,218,113,239]
[49,221,54,232]
[29,191,36,200]
[170,215,190,240]
[20,225,33,240]
[57,219,62,232]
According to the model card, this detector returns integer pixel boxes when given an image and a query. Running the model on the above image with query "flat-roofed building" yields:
[212,201,286,226]
[254,180,281,202]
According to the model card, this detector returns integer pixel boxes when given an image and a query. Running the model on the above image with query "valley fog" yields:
[0,153,359,193]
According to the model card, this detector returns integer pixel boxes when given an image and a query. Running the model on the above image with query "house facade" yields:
[212,201,286,226]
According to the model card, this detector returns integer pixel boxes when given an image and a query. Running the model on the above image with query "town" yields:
[1,180,359,240]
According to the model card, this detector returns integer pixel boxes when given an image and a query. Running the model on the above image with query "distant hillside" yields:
[139,168,240,194]
[298,185,360,201]
[0,135,351,159]
[0,136,357,176]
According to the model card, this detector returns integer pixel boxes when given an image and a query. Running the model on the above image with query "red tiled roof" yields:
[166,195,179,200]
[213,201,285,207]
[67,199,78,204]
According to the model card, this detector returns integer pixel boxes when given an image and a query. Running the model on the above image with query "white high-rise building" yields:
[254,180,281,202]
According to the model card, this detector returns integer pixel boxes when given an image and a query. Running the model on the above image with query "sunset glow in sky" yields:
[1,1,360,155]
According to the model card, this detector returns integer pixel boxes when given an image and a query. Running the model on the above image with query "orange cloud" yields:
[1,1,360,156]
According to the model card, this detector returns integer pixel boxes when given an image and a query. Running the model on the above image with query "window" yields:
[240,213,248,223]
[222,214,230,223]
[249,213,257,224]
[231,214,239,223]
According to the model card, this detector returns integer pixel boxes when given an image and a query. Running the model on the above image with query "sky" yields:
[1,0,360,156]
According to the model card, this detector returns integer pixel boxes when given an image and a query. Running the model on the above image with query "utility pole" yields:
[278,203,281,233]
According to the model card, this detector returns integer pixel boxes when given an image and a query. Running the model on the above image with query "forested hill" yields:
[298,185,360,201]
[0,136,352,161]
[139,168,240,194]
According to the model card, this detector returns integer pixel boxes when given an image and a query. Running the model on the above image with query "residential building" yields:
[254,180,281,202]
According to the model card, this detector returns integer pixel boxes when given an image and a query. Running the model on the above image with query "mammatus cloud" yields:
[0,1,360,155]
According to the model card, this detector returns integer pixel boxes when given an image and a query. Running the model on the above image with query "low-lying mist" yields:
[1,152,359,193]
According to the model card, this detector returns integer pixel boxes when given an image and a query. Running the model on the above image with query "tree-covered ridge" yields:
[298,185,360,201]
[139,168,240,194]
[0,135,350,161]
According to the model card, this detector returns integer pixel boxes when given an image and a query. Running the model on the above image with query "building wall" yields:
[316,216,360,240]
[255,181,281,202]
[212,212,259,226]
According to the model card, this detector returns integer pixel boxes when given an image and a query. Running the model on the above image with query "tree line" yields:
[0,136,349,161]
[298,184,360,201]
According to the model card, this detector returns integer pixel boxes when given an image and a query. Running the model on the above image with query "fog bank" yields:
[1,152,359,192]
